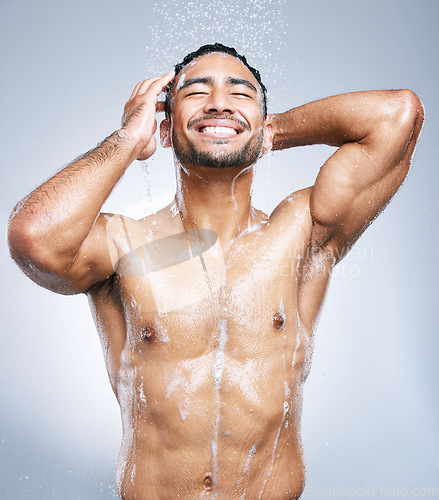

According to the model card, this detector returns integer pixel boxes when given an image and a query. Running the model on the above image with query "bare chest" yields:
[115,227,304,353]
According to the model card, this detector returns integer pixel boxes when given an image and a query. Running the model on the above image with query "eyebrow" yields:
[226,77,258,94]
[179,77,213,90]
[179,76,258,94]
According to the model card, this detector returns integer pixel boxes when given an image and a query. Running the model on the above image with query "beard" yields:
[172,129,264,169]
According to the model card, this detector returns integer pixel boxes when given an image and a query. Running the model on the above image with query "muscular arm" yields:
[271,90,424,261]
[7,72,174,294]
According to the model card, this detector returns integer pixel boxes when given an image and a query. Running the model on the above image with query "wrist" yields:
[110,129,144,161]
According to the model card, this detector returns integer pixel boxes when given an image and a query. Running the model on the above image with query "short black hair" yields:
[164,43,267,119]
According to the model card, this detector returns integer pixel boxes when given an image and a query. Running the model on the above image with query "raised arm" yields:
[271,89,424,261]
[7,72,174,294]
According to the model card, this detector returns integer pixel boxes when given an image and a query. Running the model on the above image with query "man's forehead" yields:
[174,52,259,91]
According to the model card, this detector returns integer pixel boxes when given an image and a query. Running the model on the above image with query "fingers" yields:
[129,82,142,100]
[143,70,175,97]
[130,71,175,100]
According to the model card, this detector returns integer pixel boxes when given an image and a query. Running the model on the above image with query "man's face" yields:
[162,53,271,169]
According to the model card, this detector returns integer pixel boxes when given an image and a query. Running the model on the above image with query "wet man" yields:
[8,44,423,499]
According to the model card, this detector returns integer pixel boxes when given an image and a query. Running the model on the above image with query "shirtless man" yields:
[7,43,423,499]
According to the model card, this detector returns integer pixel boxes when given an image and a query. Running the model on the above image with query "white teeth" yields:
[201,126,237,134]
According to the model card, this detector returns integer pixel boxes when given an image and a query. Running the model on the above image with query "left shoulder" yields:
[263,186,314,256]
[269,186,313,228]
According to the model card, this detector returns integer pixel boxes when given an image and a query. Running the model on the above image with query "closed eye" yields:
[187,91,209,97]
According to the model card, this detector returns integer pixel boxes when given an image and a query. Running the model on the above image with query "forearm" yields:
[271,89,415,150]
[8,129,137,262]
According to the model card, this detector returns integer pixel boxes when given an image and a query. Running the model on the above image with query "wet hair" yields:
[164,43,268,119]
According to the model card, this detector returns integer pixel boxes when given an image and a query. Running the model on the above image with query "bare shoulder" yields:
[267,186,334,284]
[268,186,313,238]
[101,202,181,260]
[270,186,312,219]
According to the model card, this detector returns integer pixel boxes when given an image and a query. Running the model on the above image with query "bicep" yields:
[310,107,422,260]
[16,214,119,295]
[64,213,119,293]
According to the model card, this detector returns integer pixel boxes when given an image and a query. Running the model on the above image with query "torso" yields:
[88,188,332,499]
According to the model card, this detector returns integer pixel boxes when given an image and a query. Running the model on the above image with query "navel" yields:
[203,472,213,491]
[273,311,286,330]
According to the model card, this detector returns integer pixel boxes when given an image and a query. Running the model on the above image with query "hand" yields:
[121,71,175,161]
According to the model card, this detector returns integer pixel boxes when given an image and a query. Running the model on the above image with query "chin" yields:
[173,132,263,170]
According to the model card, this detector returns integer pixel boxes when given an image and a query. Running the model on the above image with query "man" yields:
[7,43,423,499]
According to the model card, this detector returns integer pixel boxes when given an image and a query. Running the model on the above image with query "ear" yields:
[160,118,172,148]
[259,116,274,158]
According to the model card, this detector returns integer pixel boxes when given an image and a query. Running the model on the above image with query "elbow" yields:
[8,210,58,271]
[7,211,37,264]
[375,90,424,152]
[391,89,425,132]
[7,215,43,284]
[7,214,81,295]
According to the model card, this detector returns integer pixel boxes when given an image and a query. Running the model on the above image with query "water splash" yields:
[144,0,288,108]
[292,315,302,369]
[164,370,185,399]
[212,318,228,484]
[240,442,257,498]
[130,463,136,489]
[138,380,146,404]
[178,399,191,421]
[214,319,228,392]
[258,399,290,499]
[256,296,292,498]
[243,443,257,475]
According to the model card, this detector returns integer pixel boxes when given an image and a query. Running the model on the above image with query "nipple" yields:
[141,326,155,342]
[273,311,285,330]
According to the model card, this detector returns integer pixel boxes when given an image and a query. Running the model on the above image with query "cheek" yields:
[242,103,264,126]
[170,110,185,132]
[172,103,195,129]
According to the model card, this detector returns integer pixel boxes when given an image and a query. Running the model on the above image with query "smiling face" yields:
[161,53,272,170]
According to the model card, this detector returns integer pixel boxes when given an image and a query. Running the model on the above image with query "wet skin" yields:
[88,190,320,499]
[87,54,322,498]
[8,49,423,500]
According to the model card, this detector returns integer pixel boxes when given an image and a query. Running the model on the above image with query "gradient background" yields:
[1,0,438,497]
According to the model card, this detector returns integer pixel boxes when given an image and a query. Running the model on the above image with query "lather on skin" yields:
[8,43,424,499]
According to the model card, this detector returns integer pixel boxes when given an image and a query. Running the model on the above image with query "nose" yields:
[203,90,236,114]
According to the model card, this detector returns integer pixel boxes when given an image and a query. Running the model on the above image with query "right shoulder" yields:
[99,204,180,273]
[96,212,150,270]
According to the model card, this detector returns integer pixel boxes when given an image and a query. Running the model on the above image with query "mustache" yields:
[187,115,250,131]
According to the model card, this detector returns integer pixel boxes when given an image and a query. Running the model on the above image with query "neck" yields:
[174,162,260,248]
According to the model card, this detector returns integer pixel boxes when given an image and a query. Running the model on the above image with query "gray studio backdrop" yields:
[1,0,438,498]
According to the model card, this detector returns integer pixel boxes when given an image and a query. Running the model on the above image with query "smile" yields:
[190,117,248,138]
[199,126,238,135]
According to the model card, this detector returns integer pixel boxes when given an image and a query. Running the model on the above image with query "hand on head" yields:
[121,71,175,161]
